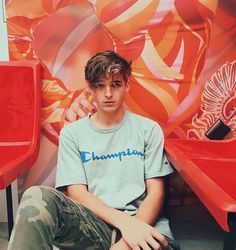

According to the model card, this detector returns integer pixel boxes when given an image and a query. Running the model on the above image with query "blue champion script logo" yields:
[80,148,144,163]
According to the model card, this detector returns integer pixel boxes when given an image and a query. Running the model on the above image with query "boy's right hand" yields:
[110,238,131,250]
[117,216,168,250]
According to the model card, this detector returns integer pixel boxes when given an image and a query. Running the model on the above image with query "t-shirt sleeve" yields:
[55,126,87,191]
[144,124,173,179]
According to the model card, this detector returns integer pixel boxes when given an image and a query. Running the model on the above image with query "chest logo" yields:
[80,148,144,163]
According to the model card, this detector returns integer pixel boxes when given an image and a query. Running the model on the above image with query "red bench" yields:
[165,138,236,250]
[0,61,41,236]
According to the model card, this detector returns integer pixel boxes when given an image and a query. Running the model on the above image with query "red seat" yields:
[0,60,41,237]
[165,138,236,231]
[165,138,236,249]
[0,60,41,189]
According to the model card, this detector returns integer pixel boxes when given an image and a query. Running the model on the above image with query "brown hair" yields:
[85,50,131,87]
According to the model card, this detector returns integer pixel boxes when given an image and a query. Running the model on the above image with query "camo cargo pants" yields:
[8,186,181,250]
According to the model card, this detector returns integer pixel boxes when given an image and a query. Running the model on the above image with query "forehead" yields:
[97,72,125,82]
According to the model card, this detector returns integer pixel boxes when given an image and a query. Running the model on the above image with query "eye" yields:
[94,83,105,89]
[112,81,122,88]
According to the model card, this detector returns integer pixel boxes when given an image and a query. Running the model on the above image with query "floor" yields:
[170,218,224,250]
[0,205,229,250]
[0,220,225,250]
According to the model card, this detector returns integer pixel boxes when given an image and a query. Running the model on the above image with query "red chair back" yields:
[0,61,41,188]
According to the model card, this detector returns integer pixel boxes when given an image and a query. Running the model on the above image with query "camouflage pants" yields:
[8,186,112,250]
[8,186,181,250]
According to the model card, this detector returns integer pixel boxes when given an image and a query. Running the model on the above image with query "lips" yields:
[103,101,115,105]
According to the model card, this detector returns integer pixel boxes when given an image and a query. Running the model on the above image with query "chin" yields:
[101,106,121,113]
[102,107,118,112]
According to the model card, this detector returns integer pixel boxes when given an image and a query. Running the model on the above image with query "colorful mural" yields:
[5,0,236,204]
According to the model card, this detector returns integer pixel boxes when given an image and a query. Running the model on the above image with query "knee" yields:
[17,186,58,222]
[19,186,58,212]
[20,186,41,203]
[22,186,53,202]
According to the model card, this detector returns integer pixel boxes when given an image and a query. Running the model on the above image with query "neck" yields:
[91,107,126,129]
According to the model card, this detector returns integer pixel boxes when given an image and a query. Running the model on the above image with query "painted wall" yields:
[3,0,236,205]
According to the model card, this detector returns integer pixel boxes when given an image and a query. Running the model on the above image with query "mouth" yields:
[103,101,115,105]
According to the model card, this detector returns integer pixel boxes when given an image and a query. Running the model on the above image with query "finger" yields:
[70,101,82,112]
[151,230,169,248]
[139,241,152,250]
[80,99,96,112]
[76,108,87,118]
[80,88,90,97]
[146,236,161,250]
[74,92,96,112]
[65,110,77,122]
[92,101,97,108]
[70,101,87,117]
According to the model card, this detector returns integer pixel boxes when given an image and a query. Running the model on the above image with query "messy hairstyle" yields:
[85,50,131,87]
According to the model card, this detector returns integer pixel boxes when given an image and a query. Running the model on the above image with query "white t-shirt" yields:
[56,111,174,238]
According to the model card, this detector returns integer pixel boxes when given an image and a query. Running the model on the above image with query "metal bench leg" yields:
[6,184,14,240]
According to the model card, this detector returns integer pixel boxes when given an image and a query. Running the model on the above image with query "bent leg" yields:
[53,189,112,250]
[8,186,112,250]
[8,186,58,250]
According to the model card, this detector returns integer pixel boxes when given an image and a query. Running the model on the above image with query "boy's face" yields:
[90,72,129,115]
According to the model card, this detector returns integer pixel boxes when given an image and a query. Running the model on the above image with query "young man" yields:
[8,51,180,250]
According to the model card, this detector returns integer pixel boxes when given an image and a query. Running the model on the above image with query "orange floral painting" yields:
[6,0,236,204]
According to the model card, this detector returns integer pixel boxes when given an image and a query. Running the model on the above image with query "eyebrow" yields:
[96,79,122,83]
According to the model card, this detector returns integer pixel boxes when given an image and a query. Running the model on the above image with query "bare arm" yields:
[67,178,168,250]
[111,178,167,250]
[67,184,130,228]
[136,178,165,224]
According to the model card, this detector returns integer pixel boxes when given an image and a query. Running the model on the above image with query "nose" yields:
[105,85,112,98]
